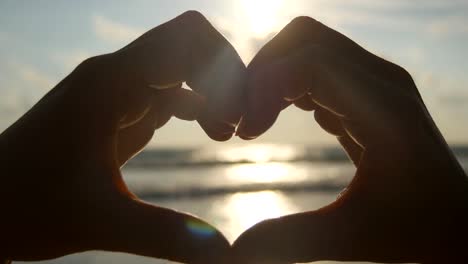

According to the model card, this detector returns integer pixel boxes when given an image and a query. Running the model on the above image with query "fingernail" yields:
[238,134,257,140]
[235,120,245,136]
[236,121,257,140]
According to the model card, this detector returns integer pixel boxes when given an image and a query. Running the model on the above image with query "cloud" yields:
[415,72,468,108]
[300,2,426,33]
[436,82,468,107]
[316,0,468,12]
[1,61,62,128]
[53,50,92,72]
[0,32,7,42]
[93,15,143,44]
[426,16,468,37]
[287,0,468,39]
[0,89,24,115]
[0,61,55,129]
[3,60,56,101]
[16,63,54,91]
[438,93,468,106]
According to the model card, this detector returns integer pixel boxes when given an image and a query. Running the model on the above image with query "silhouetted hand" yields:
[0,11,245,263]
[235,17,468,263]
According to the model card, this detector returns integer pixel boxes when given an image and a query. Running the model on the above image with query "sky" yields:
[1,0,468,148]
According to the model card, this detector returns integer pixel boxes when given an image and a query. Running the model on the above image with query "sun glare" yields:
[218,191,296,240]
[227,162,290,183]
[217,144,298,163]
[241,0,283,37]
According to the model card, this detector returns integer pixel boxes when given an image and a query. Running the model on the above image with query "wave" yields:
[125,145,352,168]
[136,181,346,200]
[125,144,468,168]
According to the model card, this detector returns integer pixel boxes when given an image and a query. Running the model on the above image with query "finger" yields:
[236,83,314,140]
[117,103,160,166]
[158,88,206,121]
[239,16,413,140]
[314,108,345,137]
[232,207,357,264]
[119,87,156,129]
[97,197,231,264]
[117,88,205,165]
[117,11,246,141]
[314,107,363,166]
[337,134,363,166]
[239,43,389,140]
[236,81,285,140]
[238,51,311,139]
[293,94,318,111]
[249,16,408,86]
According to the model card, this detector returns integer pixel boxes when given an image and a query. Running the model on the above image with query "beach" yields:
[18,144,468,264]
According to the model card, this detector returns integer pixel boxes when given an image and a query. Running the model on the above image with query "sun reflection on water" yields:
[215,190,296,241]
[227,162,306,183]
[216,144,300,163]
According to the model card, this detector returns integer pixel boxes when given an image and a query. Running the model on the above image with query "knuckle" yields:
[78,54,110,70]
[289,16,318,29]
[77,55,99,69]
[74,53,120,83]
[178,10,208,25]
[395,65,415,84]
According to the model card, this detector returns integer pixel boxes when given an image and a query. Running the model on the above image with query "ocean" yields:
[19,143,468,264]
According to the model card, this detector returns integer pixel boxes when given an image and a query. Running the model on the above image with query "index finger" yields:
[238,16,399,140]
[118,11,246,141]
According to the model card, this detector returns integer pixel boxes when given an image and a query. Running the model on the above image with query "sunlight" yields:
[217,144,305,184]
[217,144,298,163]
[241,0,283,37]
[227,162,304,183]
[235,145,271,163]
[218,191,296,240]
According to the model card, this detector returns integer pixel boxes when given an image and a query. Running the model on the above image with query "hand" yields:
[0,11,245,263]
[234,17,468,263]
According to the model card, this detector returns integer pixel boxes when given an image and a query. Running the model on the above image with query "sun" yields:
[241,0,283,37]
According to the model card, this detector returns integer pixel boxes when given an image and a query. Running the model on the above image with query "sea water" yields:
[18,144,468,264]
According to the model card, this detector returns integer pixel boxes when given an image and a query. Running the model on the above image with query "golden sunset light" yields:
[240,0,284,37]
[3,1,468,263]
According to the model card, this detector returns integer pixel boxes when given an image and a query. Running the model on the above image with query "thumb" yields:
[117,88,205,165]
[97,198,231,264]
[232,206,357,263]
[156,87,206,122]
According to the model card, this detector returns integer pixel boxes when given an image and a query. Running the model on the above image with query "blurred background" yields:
[1,0,467,263]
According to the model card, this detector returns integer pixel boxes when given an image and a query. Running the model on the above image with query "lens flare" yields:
[186,219,217,238]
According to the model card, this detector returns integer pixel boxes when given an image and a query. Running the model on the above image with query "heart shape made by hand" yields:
[2,10,468,264]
